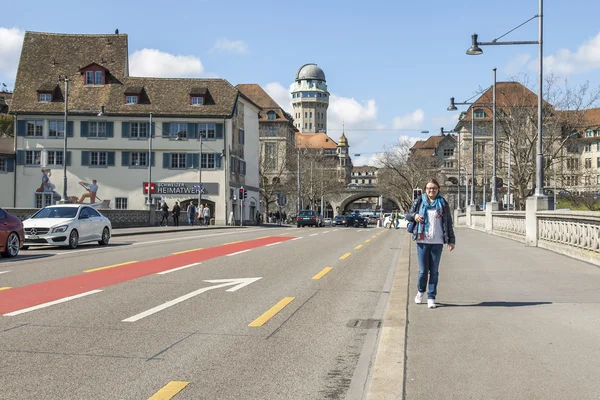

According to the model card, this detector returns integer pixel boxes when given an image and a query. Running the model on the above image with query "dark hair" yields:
[426,178,440,189]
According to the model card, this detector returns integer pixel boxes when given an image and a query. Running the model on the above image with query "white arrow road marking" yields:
[156,262,202,275]
[4,290,103,317]
[122,278,262,322]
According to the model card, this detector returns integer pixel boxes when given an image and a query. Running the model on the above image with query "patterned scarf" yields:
[416,193,444,240]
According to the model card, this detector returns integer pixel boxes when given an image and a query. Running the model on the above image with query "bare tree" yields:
[376,138,440,211]
[0,115,13,137]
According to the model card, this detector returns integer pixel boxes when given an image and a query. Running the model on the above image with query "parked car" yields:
[323,217,332,226]
[333,215,348,227]
[296,210,319,228]
[22,204,112,249]
[0,208,25,258]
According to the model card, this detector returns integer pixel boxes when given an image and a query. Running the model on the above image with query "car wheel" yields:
[1,232,20,258]
[297,224,300,228]
[68,230,79,249]
[98,227,110,245]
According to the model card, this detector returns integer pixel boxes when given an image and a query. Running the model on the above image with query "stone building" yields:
[8,31,260,224]
[291,64,329,134]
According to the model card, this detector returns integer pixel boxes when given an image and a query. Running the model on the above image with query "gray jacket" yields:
[405,196,456,244]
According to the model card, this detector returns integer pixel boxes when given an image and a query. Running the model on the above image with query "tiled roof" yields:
[235,84,292,122]
[11,32,238,117]
[295,132,338,149]
[0,138,15,155]
[353,165,378,172]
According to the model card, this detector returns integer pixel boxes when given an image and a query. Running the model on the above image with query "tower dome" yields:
[296,63,326,82]
[338,132,348,147]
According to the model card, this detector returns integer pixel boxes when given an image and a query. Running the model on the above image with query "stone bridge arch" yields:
[327,190,399,215]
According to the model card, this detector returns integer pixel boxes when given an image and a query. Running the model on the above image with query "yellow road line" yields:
[365,239,371,243]
[249,297,295,327]
[372,235,377,238]
[257,236,270,239]
[223,240,242,245]
[84,261,138,273]
[0,287,12,291]
[148,381,190,400]
[339,252,351,260]
[312,267,333,280]
[172,247,204,255]
[354,244,363,250]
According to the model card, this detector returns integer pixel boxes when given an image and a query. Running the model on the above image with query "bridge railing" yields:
[457,206,600,267]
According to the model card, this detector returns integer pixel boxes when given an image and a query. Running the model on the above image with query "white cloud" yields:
[431,114,460,130]
[264,82,293,113]
[539,32,600,75]
[129,48,205,78]
[0,27,25,84]
[353,153,381,167]
[328,96,378,128]
[503,53,531,76]
[391,109,424,130]
[210,38,249,55]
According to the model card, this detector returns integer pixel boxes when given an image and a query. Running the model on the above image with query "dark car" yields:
[0,208,24,258]
[345,213,368,228]
[333,215,348,226]
[297,210,319,227]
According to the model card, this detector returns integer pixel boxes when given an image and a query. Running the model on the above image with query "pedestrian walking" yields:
[198,204,204,226]
[160,202,169,226]
[406,178,455,309]
[203,204,210,226]
[172,201,181,227]
[187,201,196,226]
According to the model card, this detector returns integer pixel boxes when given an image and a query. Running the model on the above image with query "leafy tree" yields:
[0,115,13,137]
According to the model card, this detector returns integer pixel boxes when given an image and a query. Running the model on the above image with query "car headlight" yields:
[52,225,69,233]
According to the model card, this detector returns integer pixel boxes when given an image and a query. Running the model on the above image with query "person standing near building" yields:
[160,201,169,226]
[198,204,204,226]
[172,201,181,227]
[406,178,455,309]
[203,204,210,226]
[187,201,196,226]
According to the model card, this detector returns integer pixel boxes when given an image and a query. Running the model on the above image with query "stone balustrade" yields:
[491,212,526,243]
[471,212,486,231]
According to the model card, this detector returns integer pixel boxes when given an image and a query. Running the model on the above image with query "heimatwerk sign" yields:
[144,182,219,196]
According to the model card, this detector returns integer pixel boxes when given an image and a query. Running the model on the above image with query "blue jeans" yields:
[416,243,443,299]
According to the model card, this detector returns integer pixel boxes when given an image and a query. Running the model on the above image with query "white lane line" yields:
[4,290,103,316]
[156,262,201,275]
[0,271,11,275]
[322,231,330,234]
[265,242,282,247]
[309,233,319,237]
[226,249,252,257]
[333,229,339,232]
[132,229,262,246]
[291,237,303,241]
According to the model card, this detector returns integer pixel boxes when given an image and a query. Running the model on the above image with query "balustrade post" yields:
[525,196,549,246]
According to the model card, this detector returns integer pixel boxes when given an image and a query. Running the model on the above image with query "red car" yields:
[0,207,24,258]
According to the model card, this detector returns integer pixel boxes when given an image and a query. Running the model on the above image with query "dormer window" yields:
[190,87,211,105]
[126,95,138,104]
[86,71,104,85]
[267,111,276,120]
[191,96,204,105]
[39,93,52,102]
[474,109,486,119]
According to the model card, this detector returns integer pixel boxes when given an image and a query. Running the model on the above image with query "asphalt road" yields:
[0,225,401,399]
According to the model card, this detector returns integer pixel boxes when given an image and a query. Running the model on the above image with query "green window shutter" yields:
[66,151,72,166]
[67,121,74,137]
[215,123,223,139]
[16,151,25,165]
[106,122,114,138]
[188,123,198,139]
[162,122,170,137]
[150,122,155,137]
[6,158,15,172]
[192,153,200,168]
[81,151,90,166]
[151,152,155,167]
[186,153,194,168]
[121,151,131,166]
[122,122,130,138]
[215,153,222,169]
[80,121,89,137]
[17,121,26,137]
[107,151,116,166]
[163,153,170,168]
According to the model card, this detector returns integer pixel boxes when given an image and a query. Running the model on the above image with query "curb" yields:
[366,232,411,399]
[110,225,247,238]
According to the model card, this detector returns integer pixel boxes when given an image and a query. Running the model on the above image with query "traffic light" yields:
[243,188,248,200]
[497,177,504,188]
[239,187,244,200]
[413,188,422,200]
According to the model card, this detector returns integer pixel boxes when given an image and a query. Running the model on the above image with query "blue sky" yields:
[2,0,600,165]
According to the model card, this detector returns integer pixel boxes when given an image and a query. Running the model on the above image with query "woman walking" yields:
[406,178,455,308]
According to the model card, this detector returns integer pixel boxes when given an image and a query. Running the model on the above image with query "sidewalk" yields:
[370,228,600,399]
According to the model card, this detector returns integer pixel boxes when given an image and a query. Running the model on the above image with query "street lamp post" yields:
[198,131,203,209]
[61,76,69,202]
[147,112,153,206]
[467,0,544,197]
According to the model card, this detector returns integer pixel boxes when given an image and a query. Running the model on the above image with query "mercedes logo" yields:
[30,228,37,235]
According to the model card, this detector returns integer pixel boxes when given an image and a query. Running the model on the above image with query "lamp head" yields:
[447,97,458,111]
[421,130,429,134]
[466,34,483,55]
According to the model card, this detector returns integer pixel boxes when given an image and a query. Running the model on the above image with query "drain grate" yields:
[346,319,382,329]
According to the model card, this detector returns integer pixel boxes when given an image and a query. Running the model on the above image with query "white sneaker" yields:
[415,292,424,304]
[427,299,436,309]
